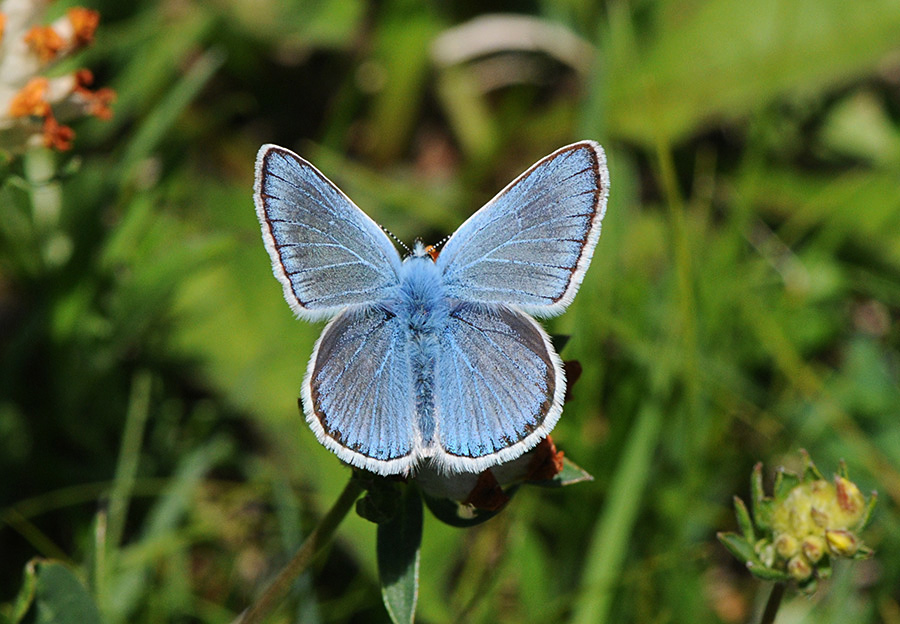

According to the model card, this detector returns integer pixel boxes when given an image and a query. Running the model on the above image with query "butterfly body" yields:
[395,245,447,446]
[255,141,609,475]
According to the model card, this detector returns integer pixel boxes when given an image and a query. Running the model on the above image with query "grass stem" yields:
[238,476,364,624]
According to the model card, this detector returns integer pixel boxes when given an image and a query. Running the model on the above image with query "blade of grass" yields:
[238,477,364,624]
[119,47,226,181]
[106,370,153,553]
[570,400,664,624]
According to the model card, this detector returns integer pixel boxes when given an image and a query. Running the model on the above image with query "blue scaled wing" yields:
[434,303,565,473]
[254,144,402,320]
[302,305,418,475]
[436,141,609,317]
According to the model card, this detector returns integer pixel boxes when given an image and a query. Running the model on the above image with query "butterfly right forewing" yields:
[436,141,608,318]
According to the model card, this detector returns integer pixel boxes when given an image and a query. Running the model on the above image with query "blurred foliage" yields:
[1,0,900,622]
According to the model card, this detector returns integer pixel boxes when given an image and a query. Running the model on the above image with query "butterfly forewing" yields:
[302,306,418,475]
[254,145,402,320]
[433,303,564,472]
[436,141,608,317]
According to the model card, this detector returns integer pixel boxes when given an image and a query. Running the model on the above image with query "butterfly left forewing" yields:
[432,303,565,473]
[255,145,402,320]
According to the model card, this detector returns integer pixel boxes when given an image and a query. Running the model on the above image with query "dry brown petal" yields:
[525,435,565,482]
[463,470,510,511]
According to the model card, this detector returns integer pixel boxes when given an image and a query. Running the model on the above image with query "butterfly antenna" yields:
[433,234,451,251]
[381,225,410,253]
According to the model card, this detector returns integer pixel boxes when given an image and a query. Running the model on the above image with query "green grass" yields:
[2,0,900,622]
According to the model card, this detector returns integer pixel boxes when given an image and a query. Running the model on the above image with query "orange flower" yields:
[0,13,7,44]
[9,78,51,117]
[24,25,64,63]
[74,70,116,120]
[67,8,99,47]
[42,117,75,150]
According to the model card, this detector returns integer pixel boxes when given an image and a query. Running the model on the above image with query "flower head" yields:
[718,451,877,591]
[0,0,113,153]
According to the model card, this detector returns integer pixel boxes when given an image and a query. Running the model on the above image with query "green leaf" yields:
[6,560,38,624]
[18,560,103,624]
[801,450,825,482]
[733,497,755,543]
[717,532,760,567]
[378,486,423,624]
[857,491,879,531]
[605,0,900,145]
[528,456,594,488]
[774,467,801,500]
[750,462,771,530]
[356,475,403,525]
[746,563,792,583]
[570,401,663,624]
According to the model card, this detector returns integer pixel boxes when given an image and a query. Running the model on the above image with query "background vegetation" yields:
[2,0,900,622]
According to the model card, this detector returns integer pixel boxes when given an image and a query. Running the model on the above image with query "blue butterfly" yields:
[254,141,609,476]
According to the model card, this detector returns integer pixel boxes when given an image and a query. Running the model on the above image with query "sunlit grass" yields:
[2,0,900,622]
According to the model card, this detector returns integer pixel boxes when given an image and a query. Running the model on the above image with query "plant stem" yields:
[238,476,364,624]
[760,583,785,624]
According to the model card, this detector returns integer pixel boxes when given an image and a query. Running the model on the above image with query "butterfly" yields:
[254,141,609,476]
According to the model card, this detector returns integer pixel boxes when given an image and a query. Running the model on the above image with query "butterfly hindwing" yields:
[433,302,565,472]
[302,305,418,475]
[436,141,609,317]
[254,145,402,320]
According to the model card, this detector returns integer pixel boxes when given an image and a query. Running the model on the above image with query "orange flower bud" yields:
[9,78,51,117]
[67,8,99,47]
[24,25,65,62]
[42,116,75,150]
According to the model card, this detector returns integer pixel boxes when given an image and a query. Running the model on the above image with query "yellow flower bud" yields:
[825,530,859,557]
[834,477,866,526]
[787,555,813,582]
[775,533,799,558]
[801,536,827,563]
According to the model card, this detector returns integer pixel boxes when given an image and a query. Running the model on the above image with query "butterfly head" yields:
[411,239,439,262]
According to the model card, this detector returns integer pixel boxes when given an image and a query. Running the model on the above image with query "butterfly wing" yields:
[255,144,402,320]
[433,302,565,473]
[302,305,418,475]
[436,141,609,317]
